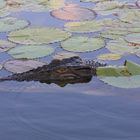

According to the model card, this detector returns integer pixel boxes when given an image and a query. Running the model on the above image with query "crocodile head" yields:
[2,56,93,87]
[35,56,93,86]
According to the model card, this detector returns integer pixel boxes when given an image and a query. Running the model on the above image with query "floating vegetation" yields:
[0,17,29,32]
[117,8,140,23]
[8,45,54,59]
[64,18,117,33]
[0,40,16,52]
[97,53,121,61]
[93,1,126,15]
[53,52,79,60]
[98,61,140,88]
[8,27,71,45]
[0,0,139,89]
[106,39,140,55]
[51,4,96,21]
[0,8,10,18]
[99,76,140,89]
[61,36,105,52]
[65,21,104,33]
[124,33,140,45]
[0,0,6,9]
[5,0,65,12]
[4,59,45,73]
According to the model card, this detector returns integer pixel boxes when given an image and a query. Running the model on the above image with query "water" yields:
[0,0,140,139]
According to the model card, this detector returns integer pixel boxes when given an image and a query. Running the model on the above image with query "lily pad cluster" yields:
[0,0,139,89]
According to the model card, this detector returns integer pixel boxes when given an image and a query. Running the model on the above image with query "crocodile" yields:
[0,56,106,87]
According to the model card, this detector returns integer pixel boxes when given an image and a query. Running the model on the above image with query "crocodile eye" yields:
[56,68,67,73]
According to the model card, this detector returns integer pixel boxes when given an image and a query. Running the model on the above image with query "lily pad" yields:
[61,36,105,52]
[53,52,79,60]
[0,17,29,32]
[19,0,65,12]
[97,60,140,77]
[93,1,125,15]
[0,40,16,52]
[97,66,130,77]
[124,33,140,45]
[81,0,111,2]
[4,59,45,73]
[118,8,140,23]
[37,0,65,10]
[101,28,128,39]
[8,45,54,59]
[65,18,120,33]
[97,53,121,60]
[51,4,96,21]
[99,76,140,89]
[8,27,71,45]
[0,0,6,9]
[65,21,104,33]
[136,0,140,8]
[0,8,10,18]
[98,60,140,88]
[106,39,140,55]
[125,60,140,75]
[94,1,124,11]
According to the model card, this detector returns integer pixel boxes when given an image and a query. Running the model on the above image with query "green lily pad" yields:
[98,60,140,88]
[106,39,140,55]
[61,36,105,52]
[101,28,128,39]
[101,33,123,40]
[97,60,140,77]
[20,0,65,12]
[51,4,96,21]
[0,0,6,9]
[65,21,104,33]
[118,8,140,23]
[4,59,45,73]
[124,33,140,45]
[94,1,124,11]
[0,17,29,32]
[0,40,16,52]
[0,8,10,18]
[93,1,124,15]
[97,66,130,77]
[97,53,121,61]
[53,52,79,60]
[80,0,109,2]
[8,45,54,59]
[96,8,121,16]
[65,18,120,33]
[125,60,140,75]
[99,76,140,89]
[36,0,65,10]
[8,27,71,45]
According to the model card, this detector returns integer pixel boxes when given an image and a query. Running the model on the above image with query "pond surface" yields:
[0,0,140,139]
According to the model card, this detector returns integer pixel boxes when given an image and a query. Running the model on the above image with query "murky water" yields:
[0,0,140,139]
